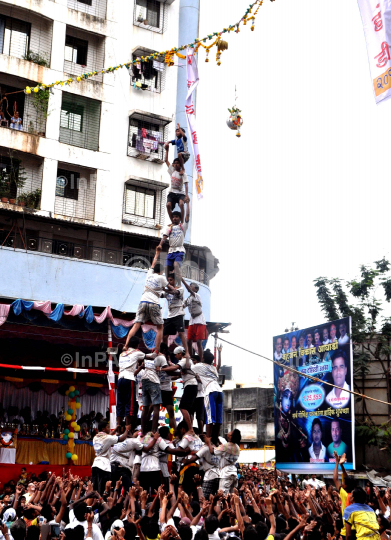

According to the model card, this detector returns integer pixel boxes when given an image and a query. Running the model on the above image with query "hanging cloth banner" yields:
[357,0,391,104]
[185,48,204,199]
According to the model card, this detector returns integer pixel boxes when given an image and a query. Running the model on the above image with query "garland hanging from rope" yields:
[25,0,275,94]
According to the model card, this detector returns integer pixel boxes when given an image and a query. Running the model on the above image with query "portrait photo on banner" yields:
[273,316,354,473]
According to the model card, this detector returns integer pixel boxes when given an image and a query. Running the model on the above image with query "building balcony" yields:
[128,110,171,164]
[0,229,210,285]
[0,245,212,318]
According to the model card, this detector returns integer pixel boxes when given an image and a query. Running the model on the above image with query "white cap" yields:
[174,346,185,355]
[111,520,124,533]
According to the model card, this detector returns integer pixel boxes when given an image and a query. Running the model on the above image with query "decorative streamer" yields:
[185,47,204,199]
[24,0,273,94]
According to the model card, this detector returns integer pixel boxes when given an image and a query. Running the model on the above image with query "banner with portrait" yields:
[273,317,355,473]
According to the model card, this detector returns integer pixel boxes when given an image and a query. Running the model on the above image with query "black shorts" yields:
[167,192,185,207]
[139,471,162,495]
[195,396,205,423]
[116,378,137,418]
[164,315,185,335]
[179,385,198,415]
[161,390,174,407]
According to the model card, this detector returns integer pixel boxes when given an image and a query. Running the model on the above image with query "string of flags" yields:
[24,0,275,94]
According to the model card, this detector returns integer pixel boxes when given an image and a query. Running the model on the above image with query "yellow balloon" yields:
[65,415,72,421]
[65,390,69,396]
[71,422,77,428]
[165,413,169,418]
[71,454,78,461]
[170,428,174,434]
[75,403,81,409]
[68,432,75,439]
[74,425,80,432]
[69,386,75,392]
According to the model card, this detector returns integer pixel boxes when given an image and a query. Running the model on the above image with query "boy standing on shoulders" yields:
[158,209,190,285]
[124,247,176,355]
[182,279,208,360]
[164,140,189,224]
[162,272,190,357]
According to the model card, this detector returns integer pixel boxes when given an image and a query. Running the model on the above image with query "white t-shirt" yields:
[196,376,204,398]
[178,358,198,387]
[325,381,350,409]
[163,287,185,318]
[118,349,145,380]
[214,441,240,478]
[167,165,188,195]
[178,433,203,464]
[139,433,168,472]
[141,353,167,384]
[159,368,173,392]
[140,268,168,304]
[196,445,220,481]
[184,293,206,326]
[164,222,189,254]
[110,438,143,470]
[159,440,174,477]
[92,433,119,472]
[192,363,221,395]
[65,520,103,540]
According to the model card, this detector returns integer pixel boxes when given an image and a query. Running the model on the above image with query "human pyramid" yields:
[90,123,239,503]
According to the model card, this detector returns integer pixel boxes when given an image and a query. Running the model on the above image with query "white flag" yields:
[357,0,391,104]
[185,48,204,199]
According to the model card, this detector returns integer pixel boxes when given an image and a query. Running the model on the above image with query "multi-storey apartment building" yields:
[0,0,218,318]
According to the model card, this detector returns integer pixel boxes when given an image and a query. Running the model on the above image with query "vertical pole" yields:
[107,321,116,430]
[214,333,218,367]
[176,0,200,243]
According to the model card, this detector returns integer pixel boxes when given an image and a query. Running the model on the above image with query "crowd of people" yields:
[0,451,388,540]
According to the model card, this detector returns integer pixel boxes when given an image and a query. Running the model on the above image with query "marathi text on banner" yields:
[357,0,391,104]
[185,48,204,199]
[273,317,355,473]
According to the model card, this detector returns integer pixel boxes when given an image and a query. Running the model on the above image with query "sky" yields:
[190,0,391,383]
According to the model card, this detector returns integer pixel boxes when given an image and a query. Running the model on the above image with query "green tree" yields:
[314,259,391,452]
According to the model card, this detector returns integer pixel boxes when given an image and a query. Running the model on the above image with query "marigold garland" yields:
[25,0,274,94]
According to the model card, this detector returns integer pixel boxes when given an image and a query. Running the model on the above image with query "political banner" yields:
[357,0,391,104]
[185,48,204,199]
[273,317,355,473]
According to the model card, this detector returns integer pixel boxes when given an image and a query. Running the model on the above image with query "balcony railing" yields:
[0,233,210,285]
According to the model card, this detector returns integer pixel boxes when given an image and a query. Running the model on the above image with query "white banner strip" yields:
[357,0,391,104]
[185,48,204,199]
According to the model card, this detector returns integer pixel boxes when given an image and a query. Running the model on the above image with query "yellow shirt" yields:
[340,487,349,537]
[346,508,380,539]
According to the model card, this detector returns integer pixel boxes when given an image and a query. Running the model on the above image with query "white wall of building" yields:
[0,0,182,237]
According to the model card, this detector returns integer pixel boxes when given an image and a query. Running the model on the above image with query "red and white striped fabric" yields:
[0,363,119,375]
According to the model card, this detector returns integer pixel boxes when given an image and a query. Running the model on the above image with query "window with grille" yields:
[55,164,96,220]
[78,0,92,4]
[125,185,155,219]
[134,0,166,33]
[128,116,168,163]
[135,0,160,27]
[234,410,256,423]
[60,103,83,132]
[65,35,88,65]
[0,17,30,60]
[131,49,165,93]
[59,93,100,151]
[56,169,80,200]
